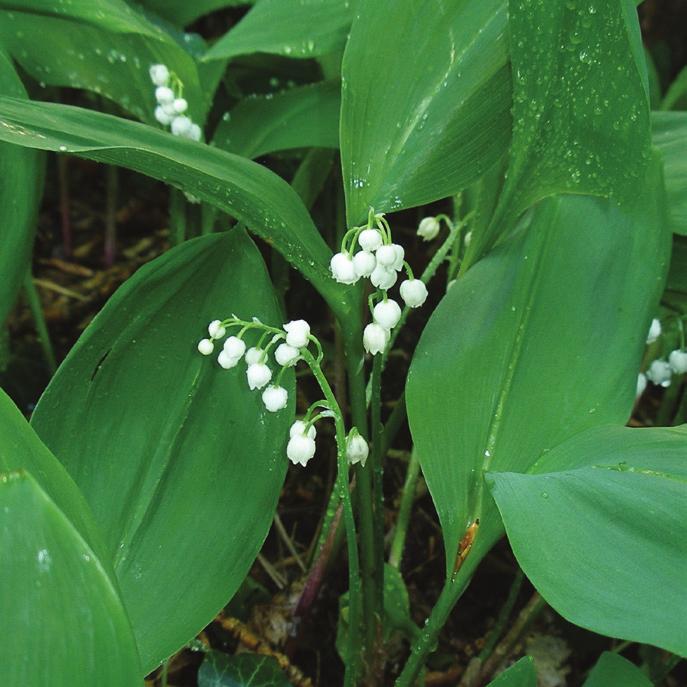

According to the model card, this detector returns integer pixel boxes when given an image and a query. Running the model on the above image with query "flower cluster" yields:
[149,64,201,142]
[637,317,687,395]
[198,316,368,468]
[330,211,430,355]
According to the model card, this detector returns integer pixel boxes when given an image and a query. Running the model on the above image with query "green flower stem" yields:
[169,188,187,245]
[301,348,362,686]
[478,569,524,662]
[23,272,57,374]
[388,449,420,570]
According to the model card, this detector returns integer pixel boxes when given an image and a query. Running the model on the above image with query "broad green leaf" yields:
[31,230,294,672]
[653,111,687,235]
[487,657,536,687]
[488,425,687,656]
[0,471,141,686]
[0,50,41,328]
[340,0,511,224]
[203,0,352,63]
[583,652,652,687]
[140,0,253,28]
[198,652,293,687]
[465,0,651,265]
[406,163,669,574]
[212,81,339,159]
[0,0,205,122]
[0,97,352,322]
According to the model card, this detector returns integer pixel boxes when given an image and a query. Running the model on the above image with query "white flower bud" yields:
[400,279,428,308]
[171,115,192,137]
[358,228,383,252]
[247,362,272,390]
[287,433,317,466]
[330,252,358,284]
[155,86,175,104]
[208,319,226,339]
[345,430,369,467]
[197,338,214,355]
[363,322,389,355]
[223,336,246,358]
[417,216,440,241]
[245,347,265,365]
[646,318,661,344]
[646,359,672,388]
[392,244,405,271]
[636,372,647,398]
[173,98,188,114]
[373,299,402,330]
[668,349,687,374]
[154,106,173,125]
[217,350,240,369]
[149,64,170,87]
[262,385,288,412]
[161,102,177,116]
[290,420,316,440]
[353,251,376,278]
[188,123,202,141]
[275,342,300,367]
[370,264,397,290]
[283,319,311,348]
[376,244,397,267]
[464,231,472,247]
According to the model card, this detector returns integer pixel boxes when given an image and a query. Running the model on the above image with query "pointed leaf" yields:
[653,111,687,235]
[340,0,511,223]
[583,652,652,687]
[488,425,687,656]
[198,652,293,687]
[31,230,294,672]
[487,657,536,687]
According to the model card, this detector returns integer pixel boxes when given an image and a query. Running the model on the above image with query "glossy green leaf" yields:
[212,81,339,159]
[583,652,652,687]
[487,657,536,687]
[653,111,687,235]
[340,0,511,224]
[406,163,669,573]
[198,652,293,687]
[0,0,205,122]
[466,0,651,265]
[140,0,253,28]
[0,470,141,686]
[0,97,352,321]
[31,230,294,672]
[662,65,687,111]
[488,425,687,656]
[0,51,41,328]
[203,0,353,62]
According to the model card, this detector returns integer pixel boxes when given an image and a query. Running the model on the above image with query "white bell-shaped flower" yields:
[345,429,369,467]
[223,336,246,358]
[330,252,358,284]
[392,244,405,271]
[400,279,428,308]
[171,115,192,137]
[290,420,316,440]
[189,123,202,142]
[370,264,397,290]
[155,86,175,104]
[363,323,389,355]
[636,372,647,398]
[154,106,173,125]
[669,349,687,374]
[646,318,661,344]
[275,342,300,367]
[376,244,397,268]
[373,299,402,330]
[149,64,170,87]
[283,319,311,348]
[173,98,188,114]
[197,338,214,355]
[247,362,272,390]
[646,359,672,388]
[262,385,288,412]
[358,228,383,252]
[245,347,265,365]
[417,216,440,241]
[353,251,376,278]
[217,350,240,369]
[208,319,226,339]
[287,433,317,466]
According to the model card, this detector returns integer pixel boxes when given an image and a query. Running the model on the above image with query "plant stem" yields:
[23,273,56,374]
[169,188,186,245]
[57,154,72,257]
[478,569,524,662]
[388,449,420,570]
[104,165,118,266]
